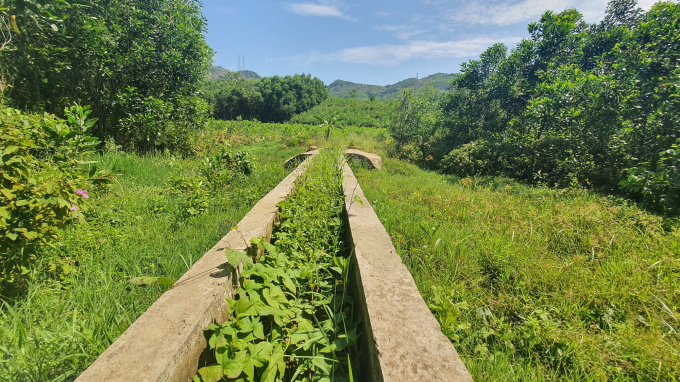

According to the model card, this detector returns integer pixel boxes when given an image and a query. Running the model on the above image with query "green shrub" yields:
[0,105,108,285]
[116,89,209,155]
[620,138,680,213]
[201,143,256,190]
[1,0,213,153]
[389,84,442,162]
[439,140,498,177]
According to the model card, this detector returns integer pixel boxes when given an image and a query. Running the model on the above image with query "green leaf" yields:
[0,207,8,219]
[197,365,223,382]
[6,232,18,241]
[223,350,247,379]
[353,195,364,206]
[243,352,255,382]
[252,341,273,366]
[250,237,279,257]
[15,200,30,207]
[158,277,175,287]
[1,189,15,200]
[3,146,19,155]
[312,356,333,374]
[128,276,160,286]
[22,231,38,239]
[261,345,285,382]
[225,249,254,271]
[252,318,265,340]
[235,297,264,317]
[263,285,288,309]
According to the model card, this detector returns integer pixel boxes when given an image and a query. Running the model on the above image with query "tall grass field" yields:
[353,159,680,381]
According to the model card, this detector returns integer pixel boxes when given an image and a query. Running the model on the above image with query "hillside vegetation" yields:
[328,72,455,100]
[208,66,261,80]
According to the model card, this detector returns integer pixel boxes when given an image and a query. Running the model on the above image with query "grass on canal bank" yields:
[0,141,303,382]
[353,158,680,382]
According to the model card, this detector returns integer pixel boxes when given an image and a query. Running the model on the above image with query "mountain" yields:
[207,65,261,80]
[327,73,456,100]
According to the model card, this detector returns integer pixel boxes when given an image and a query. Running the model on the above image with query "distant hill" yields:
[207,65,261,80]
[328,73,456,100]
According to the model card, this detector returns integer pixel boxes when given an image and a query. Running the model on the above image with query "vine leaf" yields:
[128,276,175,287]
[225,249,253,271]
[223,350,247,379]
[197,365,223,382]
[262,345,285,382]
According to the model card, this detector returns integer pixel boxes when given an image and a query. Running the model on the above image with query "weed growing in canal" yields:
[197,149,360,382]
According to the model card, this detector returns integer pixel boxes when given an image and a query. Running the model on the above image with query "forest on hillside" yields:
[392,0,680,215]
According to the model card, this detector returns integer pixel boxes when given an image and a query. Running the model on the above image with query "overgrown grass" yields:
[288,98,395,128]
[196,119,389,153]
[353,158,680,381]
[0,141,302,382]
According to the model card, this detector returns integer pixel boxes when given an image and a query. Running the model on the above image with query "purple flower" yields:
[76,189,89,199]
[71,205,78,211]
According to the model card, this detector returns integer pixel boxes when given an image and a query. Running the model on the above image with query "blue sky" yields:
[201,0,658,86]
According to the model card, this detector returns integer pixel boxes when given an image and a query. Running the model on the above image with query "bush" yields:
[389,83,442,163]
[0,105,109,285]
[620,138,680,213]
[439,140,499,177]
[116,89,209,155]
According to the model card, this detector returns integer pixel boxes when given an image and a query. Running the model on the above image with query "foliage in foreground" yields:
[0,140,301,381]
[0,105,109,286]
[354,158,680,381]
[197,150,359,382]
[0,0,212,153]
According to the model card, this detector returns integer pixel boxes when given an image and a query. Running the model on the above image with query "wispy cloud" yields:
[375,25,426,40]
[283,2,354,20]
[438,0,662,30]
[274,36,522,66]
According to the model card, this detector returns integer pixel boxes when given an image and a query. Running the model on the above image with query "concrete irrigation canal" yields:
[76,149,473,382]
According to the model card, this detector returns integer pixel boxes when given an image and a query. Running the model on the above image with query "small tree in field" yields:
[314,115,343,140]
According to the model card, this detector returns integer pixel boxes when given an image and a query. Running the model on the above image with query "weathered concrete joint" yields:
[284,149,319,169]
[76,155,316,382]
[342,161,473,382]
[285,148,382,170]
[345,149,382,169]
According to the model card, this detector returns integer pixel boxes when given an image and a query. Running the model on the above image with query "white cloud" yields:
[432,0,661,29]
[281,36,522,66]
[375,25,426,40]
[284,2,353,19]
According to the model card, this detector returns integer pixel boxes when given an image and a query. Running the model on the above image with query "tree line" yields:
[392,0,680,214]
[201,72,328,123]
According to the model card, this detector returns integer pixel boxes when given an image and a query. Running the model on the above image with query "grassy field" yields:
[353,158,680,381]
[288,98,396,128]
[3,117,678,381]
[0,141,304,382]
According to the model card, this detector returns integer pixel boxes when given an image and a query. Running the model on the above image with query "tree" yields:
[0,0,213,153]
[314,115,342,140]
